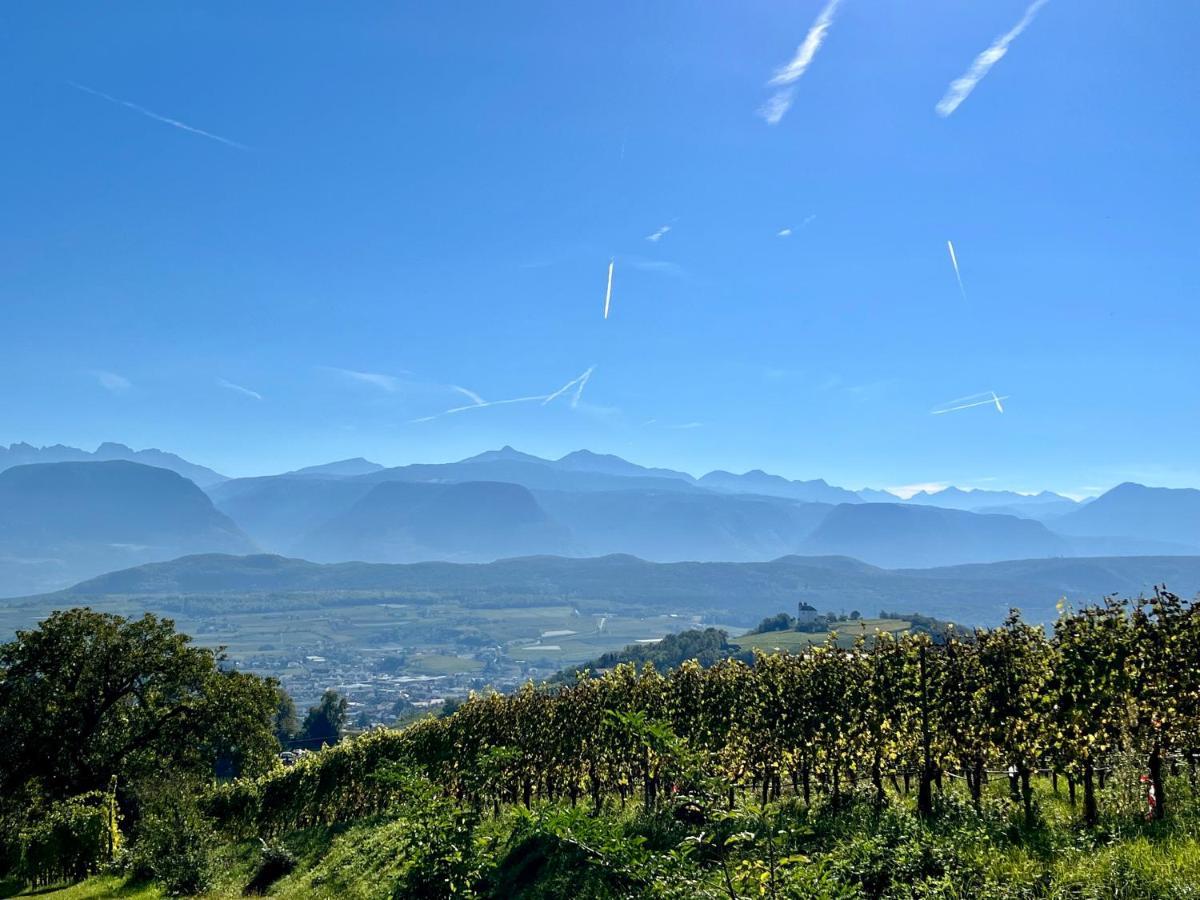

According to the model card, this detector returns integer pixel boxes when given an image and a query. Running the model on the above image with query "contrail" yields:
[452,385,485,406]
[936,0,1051,117]
[412,367,598,423]
[217,378,263,401]
[603,259,614,319]
[946,240,967,300]
[571,367,593,408]
[932,392,1010,415]
[68,81,250,149]
[759,0,844,125]
[542,366,595,406]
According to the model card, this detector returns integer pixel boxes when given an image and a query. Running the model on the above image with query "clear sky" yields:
[1,1,1196,497]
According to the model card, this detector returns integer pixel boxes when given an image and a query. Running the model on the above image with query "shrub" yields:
[128,789,216,896]
[17,788,121,887]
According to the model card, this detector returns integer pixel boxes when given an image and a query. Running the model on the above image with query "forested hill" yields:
[42,551,1200,626]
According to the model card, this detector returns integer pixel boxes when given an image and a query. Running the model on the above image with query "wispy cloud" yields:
[68,81,250,149]
[935,0,1050,117]
[217,378,263,401]
[412,367,597,424]
[931,391,1009,415]
[666,421,704,430]
[452,385,485,406]
[645,224,672,243]
[758,0,844,125]
[625,256,686,278]
[325,367,406,393]
[778,216,815,238]
[92,370,131,394]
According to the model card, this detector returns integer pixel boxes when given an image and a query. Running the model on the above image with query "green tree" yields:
[300,689,348,748]
[274,690,300,746]
[0,608,280,804]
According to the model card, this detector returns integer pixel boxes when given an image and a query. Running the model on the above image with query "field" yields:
[0,589,736,715]
[732,617,913,652]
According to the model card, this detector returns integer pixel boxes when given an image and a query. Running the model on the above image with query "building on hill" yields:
[796,602,818,624]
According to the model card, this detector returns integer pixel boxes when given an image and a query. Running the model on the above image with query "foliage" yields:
[126,782,216,896]
[0,608,282,806]
[299,689,348,748]
[18,786,121,888]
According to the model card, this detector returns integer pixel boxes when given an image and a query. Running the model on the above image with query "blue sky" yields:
[1,1,1196,497]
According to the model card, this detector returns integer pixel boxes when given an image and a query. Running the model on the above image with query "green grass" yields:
[25,772,1200,899]
[733,618,913,653]
[408,654,485,675]
[12,876,162,899]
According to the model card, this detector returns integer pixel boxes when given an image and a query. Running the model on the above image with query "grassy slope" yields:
[24,775,1200,899]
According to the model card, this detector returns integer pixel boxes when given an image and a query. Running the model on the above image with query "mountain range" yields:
[0,441,227,488]
[0,460,253,596]
[0,442,1198,598]
[31,552,1200,627]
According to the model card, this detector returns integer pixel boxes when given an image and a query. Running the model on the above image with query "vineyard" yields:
[10,590,1200,898]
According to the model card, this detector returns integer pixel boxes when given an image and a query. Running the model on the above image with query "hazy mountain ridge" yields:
[294,480,571,563]
[0,441,227,487]
[0,460,254,596]
[36,551,1200,627]
[2,445,1197,598]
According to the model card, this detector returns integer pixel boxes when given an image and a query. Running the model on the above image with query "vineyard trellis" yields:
[212,589,1200,834]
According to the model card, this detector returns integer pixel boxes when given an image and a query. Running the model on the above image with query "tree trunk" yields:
[1083,761,1098,826]
[872,751,885,812]
[1020,764,1034,825]
[1150,745,1166,821]
[917,646,934,819]
[590,763,602,814]
[1067,774,1076,807]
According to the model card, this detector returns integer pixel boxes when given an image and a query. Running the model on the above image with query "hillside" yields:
[533,488,831,561]
[294,480,572,563]
[1054,482,1200,549]
[40,551,1200,627]
[0,461,254,597]
[797,503,1071,568]
[0,440,227,487]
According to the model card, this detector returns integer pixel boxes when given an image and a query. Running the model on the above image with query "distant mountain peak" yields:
[459,446,549,465]
[287,457,384,477]
[0,441,227,488]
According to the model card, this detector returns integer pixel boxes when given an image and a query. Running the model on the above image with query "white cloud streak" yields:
[759,0,844,125]
[777,228,793,238]
[217,378,263,401]
[93,370,131,393]
[412,367,598,424]
[936,0,1050,117]
[931,392,1010,415]
[68,81,250,149]
[326,368,405,392]
[645,224,671,242]
[946,239,967,300]
[452,385,485,406]
[603,259,615,319]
